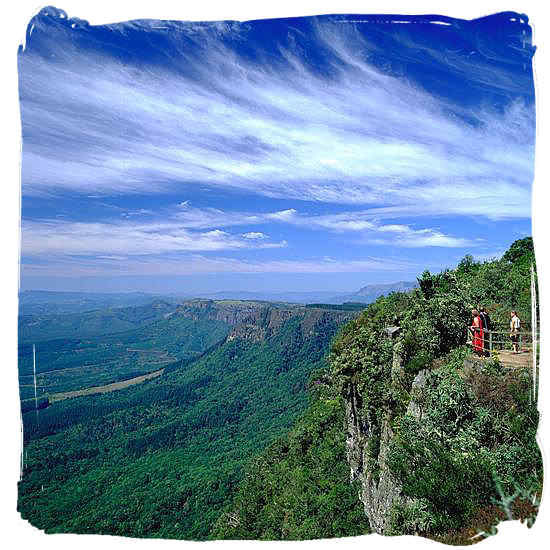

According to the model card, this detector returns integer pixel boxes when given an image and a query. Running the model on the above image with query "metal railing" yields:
[466,322,541,405]
[466,327,537,354]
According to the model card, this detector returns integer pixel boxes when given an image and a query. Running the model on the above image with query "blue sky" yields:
[18,8,535,293]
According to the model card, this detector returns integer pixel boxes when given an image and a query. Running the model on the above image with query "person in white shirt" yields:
[510,311,521,353]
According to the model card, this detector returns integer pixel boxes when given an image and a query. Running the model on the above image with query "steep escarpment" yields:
[331,237,541,539]
[172,299,294,326]
[172,299,268,325]
[215,238,541,542]
[172,300,355,343]
[341,332,405,534]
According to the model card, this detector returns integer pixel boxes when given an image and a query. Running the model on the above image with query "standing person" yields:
[470,309,484,356]
[510,310,521,353]
[479,306,491,356]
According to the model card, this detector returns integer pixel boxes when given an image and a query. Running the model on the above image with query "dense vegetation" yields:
[387,349,539,538]
[334,238,541,538]
[212,379,371,540]
[215,238,541,541]
[305,302,367,311]
[18,310,229,395]
[18,308,351,539]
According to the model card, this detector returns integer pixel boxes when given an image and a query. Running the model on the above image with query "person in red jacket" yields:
[470,309,484,356]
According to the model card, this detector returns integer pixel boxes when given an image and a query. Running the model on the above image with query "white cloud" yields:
[21,203,473,266]
[19,20,533,220]
[366,230,473,248]
[302,214,475,247]
[21,219,287,257]
[266,209,298,222]
[169,203,469,245]
[185,206,472,248]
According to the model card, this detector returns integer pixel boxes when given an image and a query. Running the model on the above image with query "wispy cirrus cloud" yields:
[21,219,287,257]
[21,205,473,261]
[172,204,475,248]
[18,14,534,290]
[19,19,533,220]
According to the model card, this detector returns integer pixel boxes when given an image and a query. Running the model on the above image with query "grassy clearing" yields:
[49,369,165,403]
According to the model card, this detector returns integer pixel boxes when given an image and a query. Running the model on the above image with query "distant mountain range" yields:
[333,281,418,304]
[19,281,417,317]
[18,290,174,315]
[187,281,417,305]
[186,290,346,304]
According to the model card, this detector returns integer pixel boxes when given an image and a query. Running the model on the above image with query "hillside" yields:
[18,299,314,395]
[18,302,358,539]
[18,299,178,343]
[212,379,371,540]
[214,238,541,542]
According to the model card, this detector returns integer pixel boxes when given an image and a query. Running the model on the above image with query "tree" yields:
[502,237,534,264]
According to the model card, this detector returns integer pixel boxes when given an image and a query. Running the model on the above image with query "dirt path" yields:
[498,349,533,369]
[49,368,164,403]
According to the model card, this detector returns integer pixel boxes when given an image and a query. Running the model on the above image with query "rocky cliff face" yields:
[174,299,266,325]
[343,334,397,533]
[343,333,429,534]
[175,299,357,342]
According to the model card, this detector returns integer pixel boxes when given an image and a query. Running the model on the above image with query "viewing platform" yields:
[466,327,538,370]
[493,349,533,369]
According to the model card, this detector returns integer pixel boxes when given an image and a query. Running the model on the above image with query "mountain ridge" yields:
[334,281,417,304]
[20,280,417,313]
